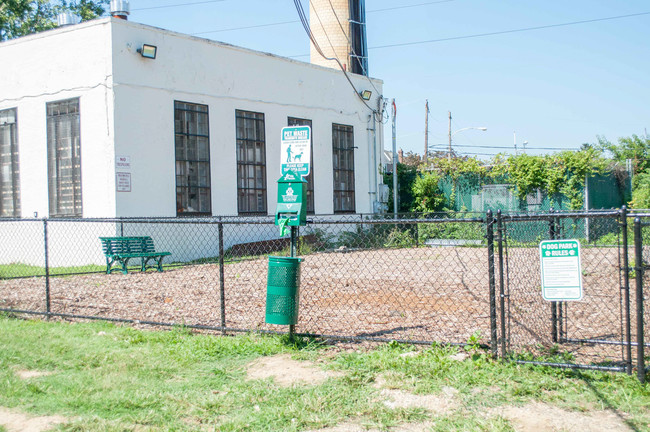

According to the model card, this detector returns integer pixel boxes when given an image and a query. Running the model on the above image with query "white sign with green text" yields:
[280,126,311,178]
[539,239,583,301]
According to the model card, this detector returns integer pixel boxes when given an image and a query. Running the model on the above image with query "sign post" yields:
[539,239,583,301]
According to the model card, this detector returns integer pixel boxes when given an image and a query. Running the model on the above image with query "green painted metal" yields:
[275,170,307,229]
[265,256,303,325]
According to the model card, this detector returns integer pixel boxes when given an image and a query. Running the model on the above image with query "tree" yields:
[0,0,108,41]
[630,168,650,209]
[412,170,445,212]
[598,134,650,176]
[383,163,418,213]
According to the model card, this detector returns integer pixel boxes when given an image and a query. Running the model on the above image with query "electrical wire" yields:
[192,20,297,36]
[369,11,650,50]
[132,0,226,11]
[288,10,650,58]
[292,0,375,113]
[453,143,579,151]
[189,0,455,35]
[323,0,380,97]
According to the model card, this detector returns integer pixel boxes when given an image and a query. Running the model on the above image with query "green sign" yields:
[539,239,583,301]
[281,126,311,178]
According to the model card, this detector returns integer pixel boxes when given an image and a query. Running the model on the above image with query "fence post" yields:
[634,218,646,383]
[486,210,498,357]
[621,206,633,374]
[43,219,50,319]
[497,210,507,358]
[289,225,298,337]
[549,210,558,343]
[218,220,226,335]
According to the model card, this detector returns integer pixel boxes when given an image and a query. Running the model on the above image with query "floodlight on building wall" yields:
[360,90,372,100]
[137,44,157,59]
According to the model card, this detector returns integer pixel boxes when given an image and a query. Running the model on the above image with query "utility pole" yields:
[513,131,517,155]
[424,100,429,165]
[447,111,452,161]
[391,99,398,217]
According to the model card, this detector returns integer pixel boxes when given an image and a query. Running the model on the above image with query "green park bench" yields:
[99,236,171,275]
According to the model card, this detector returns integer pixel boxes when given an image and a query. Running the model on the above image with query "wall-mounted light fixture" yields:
[137,44,157,59]
[360,90,372,100]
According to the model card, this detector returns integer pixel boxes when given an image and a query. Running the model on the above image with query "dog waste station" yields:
[265,126,311,328]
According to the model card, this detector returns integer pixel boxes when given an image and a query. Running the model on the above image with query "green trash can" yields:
[265,256,303,325]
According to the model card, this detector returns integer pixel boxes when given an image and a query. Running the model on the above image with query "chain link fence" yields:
[0,210,647,381]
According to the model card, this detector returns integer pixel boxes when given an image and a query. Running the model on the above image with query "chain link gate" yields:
[494,210,631,372]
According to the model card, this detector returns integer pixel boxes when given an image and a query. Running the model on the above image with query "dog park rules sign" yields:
[281,126,311,178]
[539,239,583,301]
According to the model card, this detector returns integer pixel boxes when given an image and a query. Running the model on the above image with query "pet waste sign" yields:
[281,126,311,178]
[539,239,583,301]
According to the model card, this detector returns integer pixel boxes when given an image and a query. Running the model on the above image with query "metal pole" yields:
[549,211,558,343]
[424,100,429,165]
[486,210,498,357]
[584,174,590,243]
[392,99,398,217]
[290,225,297,337]
[634,218,646,383]
[497,210,507,358]
[218,221,226,335]
[447,111,452,162]
[43,219,50,319]
[621,206,632,374]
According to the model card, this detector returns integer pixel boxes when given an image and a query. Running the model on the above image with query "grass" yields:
[0,316,648,431]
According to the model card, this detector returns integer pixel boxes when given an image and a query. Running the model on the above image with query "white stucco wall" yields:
[109,18,384,217]
[0,20,116,219]
[0,18,384,267]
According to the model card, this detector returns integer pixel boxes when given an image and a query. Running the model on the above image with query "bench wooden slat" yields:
[99,236,171,274]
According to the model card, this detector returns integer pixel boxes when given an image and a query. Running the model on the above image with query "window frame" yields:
[47,98,82,218]
[332,123,355,213]
[0,108,20,218]
[236,109,267,215]
[174,100,212,217]
[287,117,315,214]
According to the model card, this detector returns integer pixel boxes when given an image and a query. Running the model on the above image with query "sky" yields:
[127,0,650,159]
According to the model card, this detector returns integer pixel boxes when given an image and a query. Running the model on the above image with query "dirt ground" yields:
[1,246,645,365]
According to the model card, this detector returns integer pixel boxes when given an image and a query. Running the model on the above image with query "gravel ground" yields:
[1,246,646,365]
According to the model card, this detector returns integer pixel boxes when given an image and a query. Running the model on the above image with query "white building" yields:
[0,17,385,266]
[0,17,385,220]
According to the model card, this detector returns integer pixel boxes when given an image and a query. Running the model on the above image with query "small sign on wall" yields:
[116,172,131,192]
[116,155,131,170]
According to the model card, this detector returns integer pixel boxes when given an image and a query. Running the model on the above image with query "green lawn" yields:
[0,315,648,431]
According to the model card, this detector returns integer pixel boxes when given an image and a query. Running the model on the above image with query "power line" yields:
[370,11,650,50]
[370,0,454,14]
[292,0,375,112]
[323,0,379,95]
[430,143,580,151]
[193,20,297,36]
[132,0,226,11]
[189,0,455,35]
[288,10,650,57]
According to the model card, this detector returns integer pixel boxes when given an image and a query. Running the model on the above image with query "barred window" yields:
[236,110,266,214]
[287,117,314,213]
[0,108,20,217]
[332,123,355,213]
[47,98,82,217]
[174,101,211,215]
